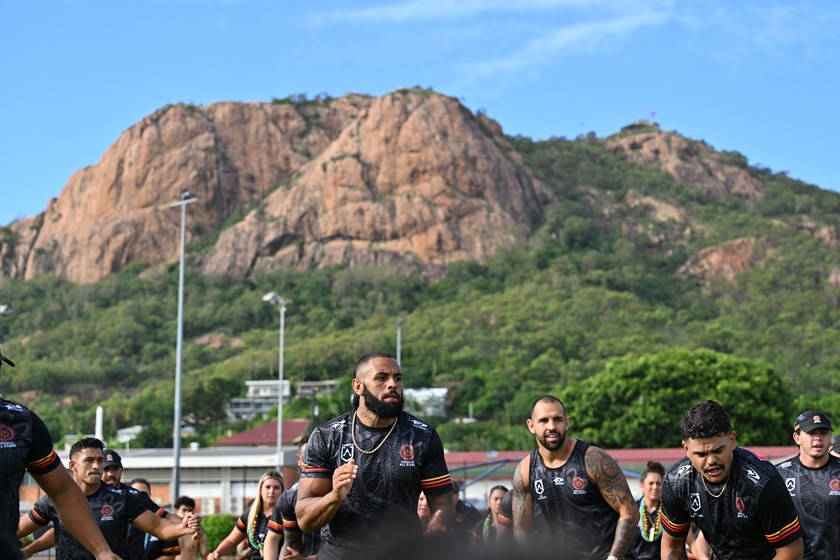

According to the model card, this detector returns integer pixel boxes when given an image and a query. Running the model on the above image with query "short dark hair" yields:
[641,461,665,482]
[174,496,196,509]
[297,435,309,452]
[69,437,104,459]
[530,395,565,418]
[488,484,508,497]
[129,477,151,490]
[354,352,397,378]
[680,400,732,440]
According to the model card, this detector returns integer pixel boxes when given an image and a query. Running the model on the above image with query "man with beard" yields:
[18,437,199,559]
[296,352,454,560]
[776,410,840,560]
[661,400,803,560]
[512,395,639,560]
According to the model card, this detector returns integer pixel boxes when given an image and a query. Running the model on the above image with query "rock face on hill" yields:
[0,91,545,284]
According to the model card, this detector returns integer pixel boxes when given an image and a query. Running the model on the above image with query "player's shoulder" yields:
[736,447,780,482]
[402,412,433,433]
[775,455,800,473]
[664,456,694,481]
[316,412,353,434]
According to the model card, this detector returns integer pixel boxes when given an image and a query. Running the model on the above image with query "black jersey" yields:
[776,454,840,560]
[300,410,452,551]
[119,482,168,560]
[661,447,802,560]
[30,482,149,560]
[0,399,62,541]
[235,509,270,559]
[527,441,619,559]
[268,481,322,556]
[144,535,179,558]
[498,490,513,529]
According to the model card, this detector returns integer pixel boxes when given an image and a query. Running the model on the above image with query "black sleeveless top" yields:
[528,440,618,559]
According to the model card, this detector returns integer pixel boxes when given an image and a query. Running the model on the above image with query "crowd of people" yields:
[2,347,839,559]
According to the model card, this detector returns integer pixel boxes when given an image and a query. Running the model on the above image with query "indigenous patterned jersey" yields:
[661,447,802,560]
[119,482,168,560]
[301,410,452,551]
[527,441,618,559]
[268,481,322,557]
[30,482,148,560]
[235,509,270,559]
[0,399,61,541]
[776,454,840,560]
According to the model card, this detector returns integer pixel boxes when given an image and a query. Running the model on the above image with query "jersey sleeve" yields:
[235,511,249,534]
[279,489,300,533]
[125,489,154,521]
[419,428,452,496]
[660,472,690,537]
[136,489,167,517]
[25,412,61,475]
[497,492,513,527]
[28,494,53,526]
[757,474,802,548]
[300,427,334,479]
[267,498,284,535]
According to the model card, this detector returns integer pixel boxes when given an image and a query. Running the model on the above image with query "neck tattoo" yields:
[351,411,397,454]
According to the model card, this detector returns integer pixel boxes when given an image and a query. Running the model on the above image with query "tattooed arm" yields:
[584,446,640,559]
[661,532,689,560]
[511,455,533,546]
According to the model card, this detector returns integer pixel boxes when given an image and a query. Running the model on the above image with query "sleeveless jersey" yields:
[661,447,802,560]
[235,509,270,559]
[30,482,148,559]
[528,440,618,559]
[776,454,840,560]
[0,399,61,541]
[301,410,452,551]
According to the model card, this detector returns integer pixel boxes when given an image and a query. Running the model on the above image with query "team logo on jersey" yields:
[399,444,415,467]
[830,479,840,495]
[745,468,761,483]
[677,465,693,477]
[340,444,353,463]
[0,424,16,448]
[690,493,701,513]
[778,461,792,469]
[330,420,347,430]
[534,478,546,498]
[552,477,565,486]
[411,419,428,431]
[100,504,115,521]
[786,478,796,494]
[571,476,586,494]
[3,403,24,412]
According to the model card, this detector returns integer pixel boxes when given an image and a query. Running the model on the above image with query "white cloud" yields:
[463,10,670,80]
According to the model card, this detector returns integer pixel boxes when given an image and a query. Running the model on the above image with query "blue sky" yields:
[2,0,839,226]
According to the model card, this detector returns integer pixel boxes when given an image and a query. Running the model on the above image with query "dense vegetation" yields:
[2,125,839,450]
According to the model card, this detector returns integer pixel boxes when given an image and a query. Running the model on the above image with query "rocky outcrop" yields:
[676,237,759,288]
[608,129,764,200]
[0,91,546,284]
[199,91,545,279]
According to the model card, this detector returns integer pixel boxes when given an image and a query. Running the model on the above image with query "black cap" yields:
[0,349,14,369]
[793,410,833,433]
[103,449,123,469]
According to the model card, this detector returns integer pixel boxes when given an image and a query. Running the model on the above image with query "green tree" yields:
[572,348,794,448]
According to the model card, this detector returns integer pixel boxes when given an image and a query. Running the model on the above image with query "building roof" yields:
[215,419,310,447]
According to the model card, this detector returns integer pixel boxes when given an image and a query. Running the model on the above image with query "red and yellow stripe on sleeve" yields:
[766,517,801,545]
[282,518,299,530]
[26,450,60,474]
[267,518,283,532]
[235,517,247,531]
[497,512,512,527]
[660,512,690,536]
[28,509,50,526]
[420,473,452,492]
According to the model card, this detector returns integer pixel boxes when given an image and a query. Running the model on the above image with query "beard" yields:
[362,383,403,418]
[538,430,565,451]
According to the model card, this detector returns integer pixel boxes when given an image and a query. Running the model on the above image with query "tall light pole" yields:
[396,315,406,365]
[170,190,196,499]
[263,292,288,470]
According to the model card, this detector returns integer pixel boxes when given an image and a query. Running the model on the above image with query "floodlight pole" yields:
[170,191,196,499]
[263,292,288,470]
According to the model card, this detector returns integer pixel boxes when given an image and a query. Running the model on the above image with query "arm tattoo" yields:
[585,446,640,557]
[512,460,530,545]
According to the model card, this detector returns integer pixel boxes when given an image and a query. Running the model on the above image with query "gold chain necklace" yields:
[351,412,398,455]
[701,476,727,498]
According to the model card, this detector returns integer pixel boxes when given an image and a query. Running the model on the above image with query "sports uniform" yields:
[29,482,149,559]
[301,410,452,557]
[661,447,802,560]
[234,509,270,559]
[0,397,61,541]
[527,441,619,558]
[267,480,322,557]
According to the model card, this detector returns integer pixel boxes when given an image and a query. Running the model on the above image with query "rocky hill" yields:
[1,90,546,284]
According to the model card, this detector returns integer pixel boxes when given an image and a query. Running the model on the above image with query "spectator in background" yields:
[626,461,665,560]
[473,485,508,549]
[450,480,482,543]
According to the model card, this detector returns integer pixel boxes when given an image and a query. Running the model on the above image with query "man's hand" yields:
[281,545,305,560]
[332,458,358,501]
